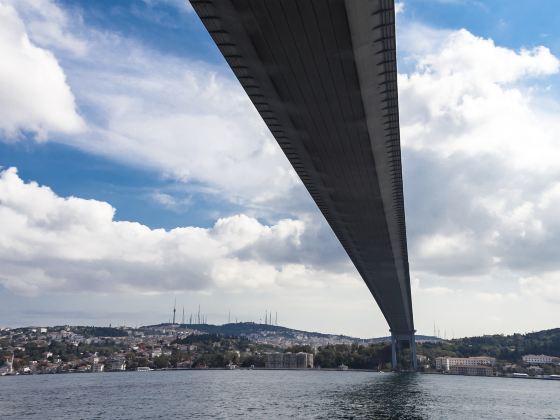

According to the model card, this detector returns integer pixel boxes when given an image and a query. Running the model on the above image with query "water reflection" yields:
[325,373,427,419]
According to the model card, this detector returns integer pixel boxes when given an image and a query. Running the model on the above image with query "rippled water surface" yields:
[1,371,558,419]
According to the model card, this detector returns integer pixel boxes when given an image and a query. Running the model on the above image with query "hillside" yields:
[145,322,439,346]
[419,328,560,362]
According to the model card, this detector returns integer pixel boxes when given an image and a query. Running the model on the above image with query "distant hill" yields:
[145,322,440,345]
[147,322,357,340]
[175,322,332,337]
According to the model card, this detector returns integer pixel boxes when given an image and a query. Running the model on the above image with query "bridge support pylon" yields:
[391,334,397,369]
[390,331,417,371]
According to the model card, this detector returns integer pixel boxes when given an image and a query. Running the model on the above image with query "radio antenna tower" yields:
[172,298,176,325]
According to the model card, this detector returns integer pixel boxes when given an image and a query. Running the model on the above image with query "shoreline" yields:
[2,368,560,381]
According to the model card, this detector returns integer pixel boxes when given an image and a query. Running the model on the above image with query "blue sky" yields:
[1,0,560,338]
[404,0,560,52]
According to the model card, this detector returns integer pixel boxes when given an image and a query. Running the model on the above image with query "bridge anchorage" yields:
[189,0,416,368]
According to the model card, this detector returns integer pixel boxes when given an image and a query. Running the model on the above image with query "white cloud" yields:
[0,168,356,297]
[400,25,560,287]
[76,55,301,209]
[399,28,560,170]
[0,0,302,210]
[151,191,193,212]
[0,2,84,140]
[6,0,88,56]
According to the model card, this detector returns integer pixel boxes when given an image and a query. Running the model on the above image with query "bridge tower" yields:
[391,331,417,371]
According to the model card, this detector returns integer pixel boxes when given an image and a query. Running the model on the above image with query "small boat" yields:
[137,367,152,372]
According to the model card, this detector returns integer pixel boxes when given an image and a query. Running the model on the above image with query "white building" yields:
[522,354,560,365]
[435,356,495,371]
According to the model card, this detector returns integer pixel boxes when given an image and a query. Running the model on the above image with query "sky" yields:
[1,0,559,338]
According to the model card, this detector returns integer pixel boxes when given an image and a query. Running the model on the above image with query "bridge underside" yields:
[190,0,414,336]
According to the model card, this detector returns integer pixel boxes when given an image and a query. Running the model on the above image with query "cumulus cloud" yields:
[2,0,307,211]
[0,168,355,296]
[399,29,560,168]
[0,2,84,140]
[399,25,560,290]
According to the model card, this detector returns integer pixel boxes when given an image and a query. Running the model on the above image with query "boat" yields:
[136,367,152,372]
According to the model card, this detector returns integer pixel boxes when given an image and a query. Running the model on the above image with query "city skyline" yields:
[1,0,560,338]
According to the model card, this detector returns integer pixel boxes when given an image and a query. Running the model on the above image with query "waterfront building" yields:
[92,363,105,372]
[435,356,495,371]
[107,358,126,371]
[265,352,284,368]
[450,365,493,376]
[522,354,560,365]
[264,352,314,369]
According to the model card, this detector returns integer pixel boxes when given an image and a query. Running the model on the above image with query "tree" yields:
[153,355,170,369]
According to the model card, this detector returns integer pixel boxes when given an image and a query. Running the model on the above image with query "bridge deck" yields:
[190,0,414,334]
